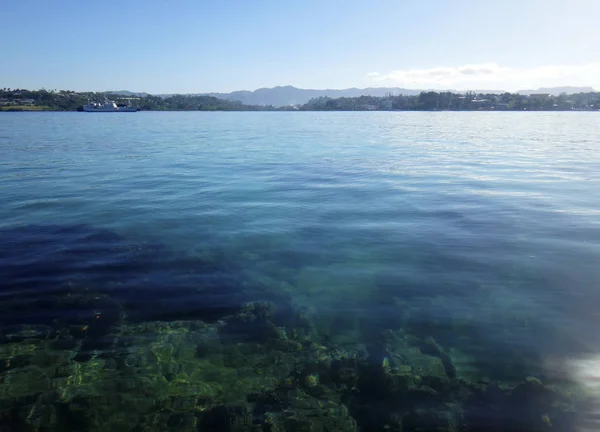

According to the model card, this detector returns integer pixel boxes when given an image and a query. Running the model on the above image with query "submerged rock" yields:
[0,225,591,431]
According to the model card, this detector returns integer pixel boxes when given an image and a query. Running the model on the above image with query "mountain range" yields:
[202,86,422,107]
[514,86,596,96]
[108,85,597,107]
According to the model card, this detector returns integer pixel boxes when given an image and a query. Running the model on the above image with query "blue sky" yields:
[2,0,599,93]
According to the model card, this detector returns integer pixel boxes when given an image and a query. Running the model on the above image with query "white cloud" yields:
[367,62,600,90]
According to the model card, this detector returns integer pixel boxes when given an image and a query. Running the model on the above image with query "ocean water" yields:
[1,111,600,431]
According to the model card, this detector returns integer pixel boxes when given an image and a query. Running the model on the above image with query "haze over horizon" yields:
[2,0,599,94]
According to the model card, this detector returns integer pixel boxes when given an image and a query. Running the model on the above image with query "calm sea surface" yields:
[1,111,600,430]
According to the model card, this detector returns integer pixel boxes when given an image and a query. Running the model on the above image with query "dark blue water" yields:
[1,112,600,431]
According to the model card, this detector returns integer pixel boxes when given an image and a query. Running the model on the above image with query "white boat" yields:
[83,100,138,112]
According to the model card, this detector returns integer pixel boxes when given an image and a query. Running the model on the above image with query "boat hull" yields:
[83,107,138,112]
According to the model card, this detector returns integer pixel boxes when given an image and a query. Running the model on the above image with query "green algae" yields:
[0,285,592,431]
[0,317,590,431]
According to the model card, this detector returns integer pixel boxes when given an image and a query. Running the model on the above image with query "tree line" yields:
[1,88,599,111]
[0,89,279,111]
[301,91,600,111]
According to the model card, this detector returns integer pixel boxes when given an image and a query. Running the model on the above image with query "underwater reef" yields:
[0,225,591,431]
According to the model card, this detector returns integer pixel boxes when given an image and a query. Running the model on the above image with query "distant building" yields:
[381,99,393,110]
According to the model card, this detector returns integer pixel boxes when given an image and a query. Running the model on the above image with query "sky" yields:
[2,0,599,93]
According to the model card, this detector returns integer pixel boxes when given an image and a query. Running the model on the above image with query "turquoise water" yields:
[1,111,600,430]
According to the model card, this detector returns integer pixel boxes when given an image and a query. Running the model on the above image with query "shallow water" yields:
[1,111,600,430]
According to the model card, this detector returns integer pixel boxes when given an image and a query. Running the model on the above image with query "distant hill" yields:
[517,86,596,96]
[201,86,422,107]
[106,90,150,97]
[107,86,597,106]
[204,85,597,106]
